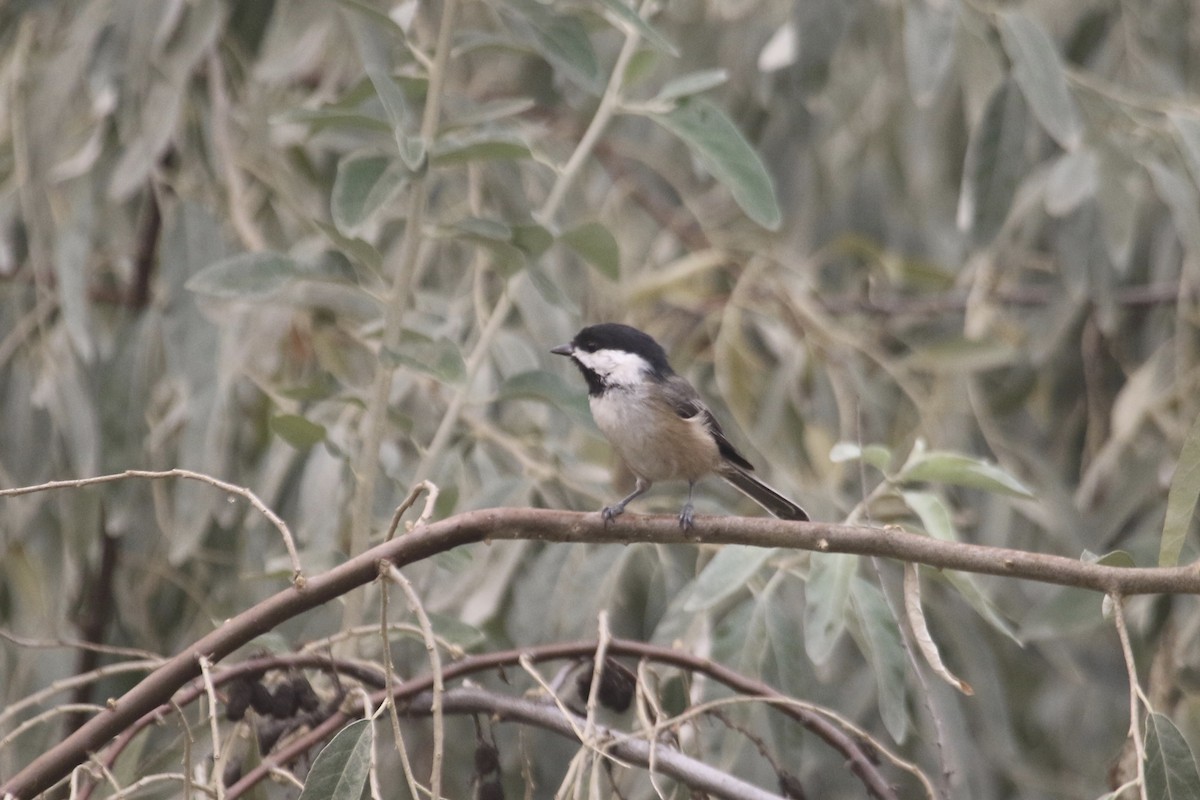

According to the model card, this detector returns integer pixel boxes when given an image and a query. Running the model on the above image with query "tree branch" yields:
[5,506,1200,797]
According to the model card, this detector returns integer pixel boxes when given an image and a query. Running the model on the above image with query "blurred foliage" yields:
[3,0,1200,797]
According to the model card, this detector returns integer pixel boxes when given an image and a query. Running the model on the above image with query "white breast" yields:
[589,388,720,483]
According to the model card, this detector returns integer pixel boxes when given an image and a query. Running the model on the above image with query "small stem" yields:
[412,7,647,479]
[343,0,461,631]
[1111,594,1148,800]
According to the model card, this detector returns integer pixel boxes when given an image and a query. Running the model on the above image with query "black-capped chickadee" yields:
[552,323,808,528]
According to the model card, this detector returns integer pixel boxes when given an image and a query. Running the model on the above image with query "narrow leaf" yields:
[596,0,678,55]
[185,252,300,299]
[903,491,1022,643]
[1045,148,1098,216]
[511,223,555,259]
[383,330,467,384]
[829,442,893,470]
[904,563,973,695]
[899,451,1034,498]
[562,221,620,279]
[803,552,856,664]
[1171,112,1200,188]
[504,0,602,93]
[297,720,374,800]
[957,78,1029,245]
[682,546,775,612]
[1145,712,1200,798]
[270,414,327,450]
[850,578,910,742]
[903,490,956,541]
[432,130,533,165]
[1146,159,1200,257]
[1160,412,1200,566]
[366,67,425,170]
[331,153,409,235]
[650,98,782,230]
[903,0,957,107]
[655,69,729,103]
[999,11,1083,150]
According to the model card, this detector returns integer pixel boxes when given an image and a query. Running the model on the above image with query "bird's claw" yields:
[678,503,695,530]
[601,505,624,524]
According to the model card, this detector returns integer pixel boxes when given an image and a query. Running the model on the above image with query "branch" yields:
[5,506,1200,797]
[408,687,786,800]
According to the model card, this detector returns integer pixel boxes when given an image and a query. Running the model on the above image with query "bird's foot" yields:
[678,503,695,531]
[601,505,625,524]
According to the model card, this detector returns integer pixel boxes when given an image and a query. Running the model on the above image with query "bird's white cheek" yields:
[574,348,650,386]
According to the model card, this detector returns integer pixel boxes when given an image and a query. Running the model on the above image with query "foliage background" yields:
[2,0,1200,798]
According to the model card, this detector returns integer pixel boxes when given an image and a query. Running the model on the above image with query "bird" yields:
[551,323,808,528]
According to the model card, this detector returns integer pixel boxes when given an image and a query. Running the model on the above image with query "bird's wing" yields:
[661,376,755,471]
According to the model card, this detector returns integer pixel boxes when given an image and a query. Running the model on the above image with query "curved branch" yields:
[5,507,1200,797]
[409,687,786,800]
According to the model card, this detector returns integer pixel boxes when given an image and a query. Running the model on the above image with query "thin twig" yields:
[378,566,423,800]
[384,480,440,542]
[1112,595,1149,800]
[196,656,224,800]
[384,564,446,800]
[0,469,304,584]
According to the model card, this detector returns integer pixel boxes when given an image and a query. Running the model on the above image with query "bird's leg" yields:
[602,477,651,523]
[678,481,697,530]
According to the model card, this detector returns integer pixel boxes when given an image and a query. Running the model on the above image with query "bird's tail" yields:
[719,465,808,521]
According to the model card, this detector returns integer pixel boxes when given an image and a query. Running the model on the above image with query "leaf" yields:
[596,0,678,55]
[1171,112,1200,188]
[763,571,810,698]
[654,69,729,103]
[903,0,957,107]
[904,337,1022,372]
[270,414,327,450]
[1146,159,1200,257]
[957,78,1029,245]
[903,491,1022,643]
[313,221,384,275]
[297,719,374,800]
[682,545,776,612]
[1083,549,1137,569]
[366,67,425,170]
[829,442,893,470]
[902,490,956,541]
[431,129,533,165]
[185,252,301,299]
[503,0,602,93]
[331,153,409,235]
[511,223,555,259]
[434,217,527,276]
[562,221,620,279]
[850,578,910,742]
[1095,150,1141,271]
[1045,148,1098,216]
[803,552,856,664]
[53,216,95,362]
[1160,412,1200,566]
[497,370,592,425]
[1145,712,1200,798]
[446,97,537,130]
[899,451,1035,498]
[998,11,1083,150]
[383,330,467,384]
[424,612,488,651]
[904,563,973,695]
[649,98,782,231]
[277,108,392,135]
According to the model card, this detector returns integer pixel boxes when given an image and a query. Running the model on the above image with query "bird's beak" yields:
[550,343,573,356]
